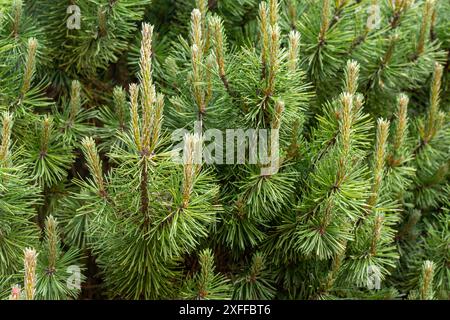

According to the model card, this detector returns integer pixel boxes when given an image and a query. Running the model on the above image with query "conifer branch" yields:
[139,23,156,155]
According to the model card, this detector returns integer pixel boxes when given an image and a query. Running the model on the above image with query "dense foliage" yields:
[0,0,449,300]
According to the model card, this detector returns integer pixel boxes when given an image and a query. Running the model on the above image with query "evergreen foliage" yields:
[0,0,448,300]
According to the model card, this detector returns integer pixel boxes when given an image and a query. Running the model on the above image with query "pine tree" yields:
[66,24,221,299]
[0,0,448,300]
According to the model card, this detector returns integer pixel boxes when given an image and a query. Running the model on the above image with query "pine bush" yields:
[0,0,448,300]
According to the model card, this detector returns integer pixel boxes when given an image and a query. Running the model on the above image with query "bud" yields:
[20,38,38,96]
[24,248,38,300]
[288,30,300,72]
[344,60,360,95]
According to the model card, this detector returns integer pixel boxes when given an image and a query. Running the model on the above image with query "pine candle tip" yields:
[288,30,301,71]
[71,79,81,91]
[81,136,95,148]
[209,15,221,28]
[21,37,38,95]
[24,247,38,300]
[377,118,390,131]
[141,22,153,37]
[192,8,201,18]
[420,260,435,299]
[433,62,443,79]
[140,23,154,63]
[259,1,268,14]
[423,260,434,272]
[28,37,38,49]
[398,93,409,106]
[129,83,139,92]
[345,60,360,95]
[376,118,390,153]
[341,92,353,108]
[394,94,409,151]
[275,100,285,112]
[191,10,203,49]
[81,136,105,195]
[289,30,300,41]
